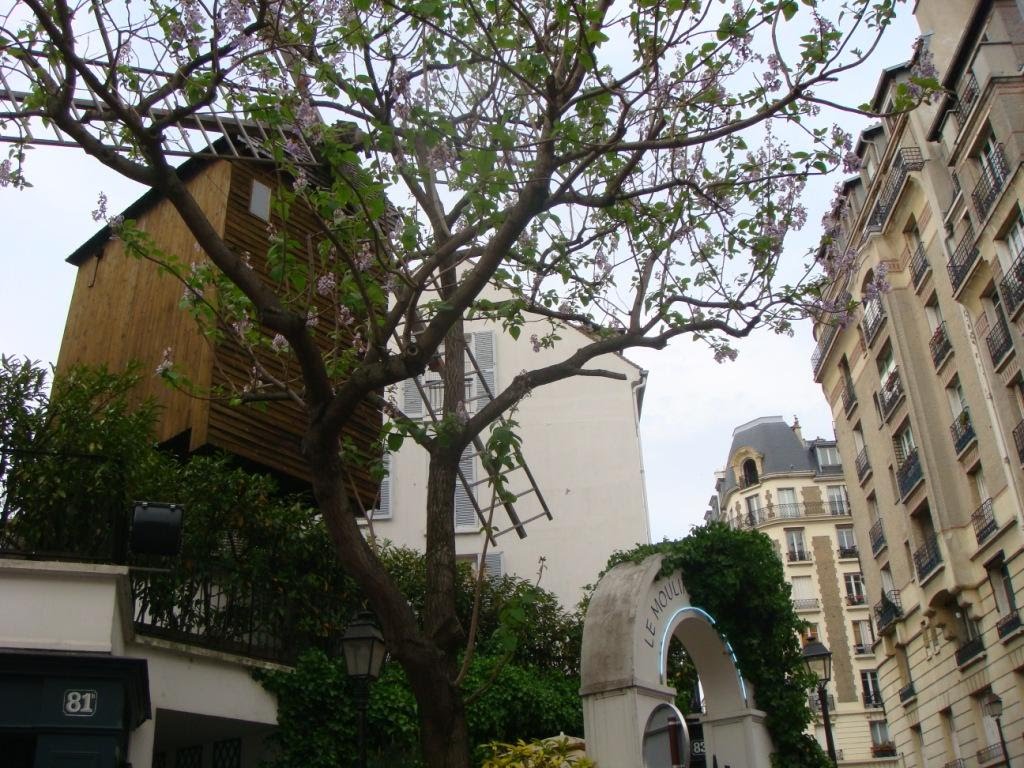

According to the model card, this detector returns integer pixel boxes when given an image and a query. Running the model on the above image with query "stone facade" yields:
[810,2,1024,765]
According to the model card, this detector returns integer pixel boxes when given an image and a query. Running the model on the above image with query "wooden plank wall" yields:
[210,162,382,508]
[57,161,232,445]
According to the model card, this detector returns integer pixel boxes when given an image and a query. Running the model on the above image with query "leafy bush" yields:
[480,737,594,767]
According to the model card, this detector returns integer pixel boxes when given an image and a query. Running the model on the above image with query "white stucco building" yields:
[367,320,653,607]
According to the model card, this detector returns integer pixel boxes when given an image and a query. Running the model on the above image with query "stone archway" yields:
[580,554,773,767]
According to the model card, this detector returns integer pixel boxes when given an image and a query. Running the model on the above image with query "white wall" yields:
[371,320,652,607]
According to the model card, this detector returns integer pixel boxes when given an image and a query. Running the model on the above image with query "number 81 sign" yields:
[63,690,98,717]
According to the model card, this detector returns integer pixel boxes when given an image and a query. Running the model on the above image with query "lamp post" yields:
[983,692,1010,767]
[802,638,838,767]
[341,611,387,768]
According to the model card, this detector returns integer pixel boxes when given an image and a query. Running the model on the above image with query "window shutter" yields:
[403,378,423,418]
[792,576,814,600]
[482,552,503,579]
[454,448,478,530]
[373,454,391,519]
[470,330,496,407]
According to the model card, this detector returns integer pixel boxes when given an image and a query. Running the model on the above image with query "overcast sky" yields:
[0,5,921,544]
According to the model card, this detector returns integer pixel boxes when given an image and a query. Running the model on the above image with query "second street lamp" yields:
[341,611,388,768]
[802,638,838,767]
[983,692,1010,767]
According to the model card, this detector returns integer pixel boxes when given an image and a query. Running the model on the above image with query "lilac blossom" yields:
[271,333,289,352]
[155,347,174,376]
[842,151,861,174]
[0,159,12,187]
[91,192,109,222]
[317,273,337,296]
[529,334,542,353]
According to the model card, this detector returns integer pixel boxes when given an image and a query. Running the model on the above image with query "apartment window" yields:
[800,622,819,645]
[946,379,968,417]
[925,297,943,333]
[249,179,272,221]
[845,572,866,604]
[870,720,892,749]
[853,619,874,653]
[877,345,896,381]
[786,529,808,561]
[745,495,762,525]
[791,575,816,610]
[826,485,848,515]
[817,445,841,468]
[402,331,496,419]
[861,669,882,707]
[454,448,478,532]
[1004,209,1024,263]
[880,564,895,595]
[776,488,799,518]
[369,453,392,520]
[894,423,916,463]
[742,458,759,486]
[837,525,857,556]
[986,557,1017,616]
[940,708,963,762]
[976,689,1004,754]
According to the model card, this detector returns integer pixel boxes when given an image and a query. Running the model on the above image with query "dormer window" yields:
[742,459,759,486]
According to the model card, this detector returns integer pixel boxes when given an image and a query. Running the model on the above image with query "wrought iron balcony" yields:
[912,534,943,580]
[896,448,923,499]
[977,744,1003,764]
[775,502,802,519]
[838,545,859,559]
[948,223,979,293]
[846,592,867,606]
[986,313,1013,367]
[972,498,997,545]
[875,590,902,632]
[866,146,925,232]
[1014,419,1024,465]
[862,692,884,708]
[943,759,967,768]
[842,384,857,415]
[950,407,976,455]
[911,242,930,287]
[1001,244,1024,319]
[997,609,1022,639]
[972,144,1010,219]
[879,368,904,420]
[828,498,850,516]
[853,642,873,655]
[811,323,839,380]
[869,519,886,555]
[898,681,916,703]
[787,549,812,563]
[855,446,871,481]
[793,598,820,611]
[872,742,897,758]
[930,322,952,368]
[954,72,979,125]
[862,296,886,346]
[808,692,836,713]
[956,635,985,666]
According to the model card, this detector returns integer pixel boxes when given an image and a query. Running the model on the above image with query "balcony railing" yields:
[913,534,943,580]
[808,693,836,713]
[930,322,952,368]
[896,448,923,499]
[869,519,886,555]
[846,592,867,606]
[943,759,967,768]
[879,368,904,420]
[997,609,1022,639]
[862,692,884,708]
[793,598,820,611]
[787,549,812,563]
[1001,244,1024,319]
[875,590,902,632]
[872,742,898,758]
[866,146,926,232]
[911,242,930,287]
[898,681,916,703]
[972,144,1010,220]
[856,447,871,481]
[853,642,873,655]
[972,498,998,545]
[842,384,858,415]
[954,72,979,125]
[977,744,1004,764]
[838,545,859,559]
[950,407,976,455]
[956,635,985,666]
[828,499,849,516]
[862,296,886,346]
[1014,419,1024,465]
[811,323,839,380]
[986,313,1013,367]
[948,223,980,293]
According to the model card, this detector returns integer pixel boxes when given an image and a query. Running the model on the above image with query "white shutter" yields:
[454,448,478,530]
[791,576,814,600]
[372,454,391,519]
[402,378,423,418]
[469,330,496,409]
[482,552,503,579]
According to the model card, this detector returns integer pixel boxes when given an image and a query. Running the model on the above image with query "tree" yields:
[1,1,917,764]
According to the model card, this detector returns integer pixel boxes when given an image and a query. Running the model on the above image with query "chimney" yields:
[792,416,803,445]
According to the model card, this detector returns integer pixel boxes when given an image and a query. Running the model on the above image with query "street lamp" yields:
[341,611,387,768]
[802,638,838,767]
[983,692,1010,767]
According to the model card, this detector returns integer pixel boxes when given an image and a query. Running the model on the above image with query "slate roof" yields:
[720,416,839,496]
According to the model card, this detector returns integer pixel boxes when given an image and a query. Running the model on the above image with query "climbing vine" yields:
[606,523,830,768]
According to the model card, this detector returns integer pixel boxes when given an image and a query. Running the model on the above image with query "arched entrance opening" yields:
[580,555,773,767]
